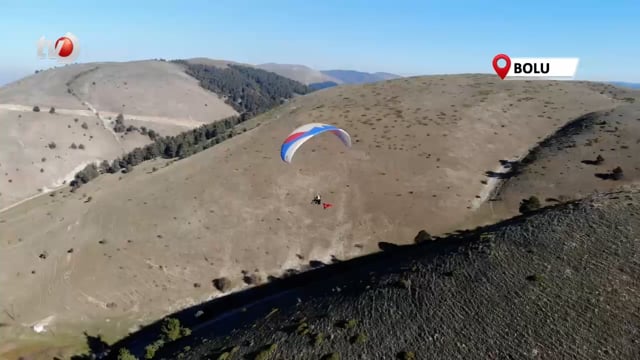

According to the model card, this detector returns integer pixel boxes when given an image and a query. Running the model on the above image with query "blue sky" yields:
[1,0,639,85]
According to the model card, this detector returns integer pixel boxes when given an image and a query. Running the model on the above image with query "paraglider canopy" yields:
[280,123,351,163]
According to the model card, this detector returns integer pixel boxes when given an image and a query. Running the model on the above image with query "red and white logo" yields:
[37,32,80,64]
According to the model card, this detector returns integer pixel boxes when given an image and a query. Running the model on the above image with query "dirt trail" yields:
[0,104,207,128]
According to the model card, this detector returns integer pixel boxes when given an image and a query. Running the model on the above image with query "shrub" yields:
[33,106,40,112]
[160,317,183,341]
[70,143,78,149]
[414,230,432,243]
[48,142,57,149]
[519,196,541,214]
[144,339,164,359]
[81,122,89,130]
[595,154,604,164]
[117,348,138,360]
[612,166,624,180]
[79,144,85,150]
[49,107,55,114]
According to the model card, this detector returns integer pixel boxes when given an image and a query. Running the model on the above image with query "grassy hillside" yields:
[0,60,238,210]
[0,75,635,359]
[470,100,640,227]
[113,187,640,360]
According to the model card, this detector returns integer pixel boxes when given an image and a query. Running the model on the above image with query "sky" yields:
[1,0,639,85]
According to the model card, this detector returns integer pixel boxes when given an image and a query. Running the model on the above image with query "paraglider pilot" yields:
[312,193,322,205]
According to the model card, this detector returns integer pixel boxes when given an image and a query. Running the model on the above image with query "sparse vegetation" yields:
[33,105,40,112]
[48,142,57,149]
[81,121,89,130]
[49,106,55,114]
[70,143,78,149]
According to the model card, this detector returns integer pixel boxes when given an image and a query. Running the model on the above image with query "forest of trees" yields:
[71,115,246,189]
[172,61,310,117]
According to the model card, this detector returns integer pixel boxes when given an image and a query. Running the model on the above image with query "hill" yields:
[113,187,640,360]
[469,97,640,227]
[320,69,402,84]
[257,63,339,85]
[0,75,636,358]
[0,59,307,210]
[610,81,640,89]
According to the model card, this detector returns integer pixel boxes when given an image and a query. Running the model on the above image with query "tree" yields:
[48,142,57,149]
[70,143,78,149]
[75,164,99,184]
[519,196,541,214]
[79,144,85,150]
[595,154,604,164]
[33,106,40,112]
[114,113,126,132]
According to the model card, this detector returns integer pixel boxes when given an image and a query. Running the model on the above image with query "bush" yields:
[519,196,541,214]
[70,143,78,149]
[48,142,57,149]
[117,348,138,360]
[161,317,183,341]
[33,106,40,112]
[81,122,89,130]
[79,144,85,150]
[144,339,164,359]
[612,166,624,180]
[414,230,432,243]
[595,154,604,164]
[49,107,55,114]
[75,164,100,184]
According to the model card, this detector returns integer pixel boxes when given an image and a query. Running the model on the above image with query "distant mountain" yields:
[256,63,337,85]
[308,81,340,91]
[320,69,402,84]
[610,81,640,89]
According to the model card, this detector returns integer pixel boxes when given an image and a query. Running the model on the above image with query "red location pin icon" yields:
[492,54,511,80]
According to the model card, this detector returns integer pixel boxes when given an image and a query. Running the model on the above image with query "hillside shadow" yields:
[76,198,590,360]
[69,333,110,359]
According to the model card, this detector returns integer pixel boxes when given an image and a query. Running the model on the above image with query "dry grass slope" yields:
[473,100,640,225]
[0,75,635,358]
[0,60,237,210]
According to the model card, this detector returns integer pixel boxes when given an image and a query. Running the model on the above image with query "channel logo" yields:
[37,32,80,64]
